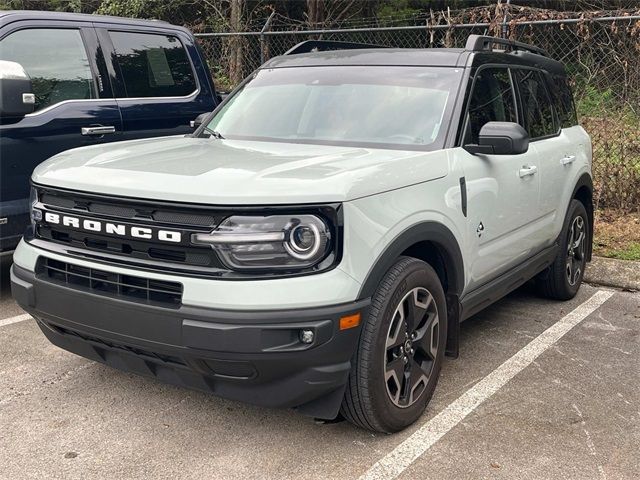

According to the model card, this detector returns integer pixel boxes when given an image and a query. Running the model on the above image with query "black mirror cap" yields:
[0,60,35,118]
[464,121,529,155]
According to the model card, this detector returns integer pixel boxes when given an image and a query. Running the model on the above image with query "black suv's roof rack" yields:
[465,34,547,57]
[285,40,388,56]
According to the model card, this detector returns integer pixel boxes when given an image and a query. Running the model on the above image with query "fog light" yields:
[299,329,314,344]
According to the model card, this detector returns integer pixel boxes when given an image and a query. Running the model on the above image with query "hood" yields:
[33,136,448,205]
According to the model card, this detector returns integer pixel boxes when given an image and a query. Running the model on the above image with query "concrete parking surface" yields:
[1,255,639,480]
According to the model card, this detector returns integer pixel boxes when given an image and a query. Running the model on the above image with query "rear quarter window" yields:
[109,31,196,98]
[550,75,578,128]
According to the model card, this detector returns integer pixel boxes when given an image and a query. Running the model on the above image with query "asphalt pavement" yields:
[1,256,638,480]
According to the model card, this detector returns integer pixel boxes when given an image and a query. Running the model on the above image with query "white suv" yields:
[11,36,593,433]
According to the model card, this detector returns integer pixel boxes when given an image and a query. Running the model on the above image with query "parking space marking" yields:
[359,289,615,480]
[0,313,32,328]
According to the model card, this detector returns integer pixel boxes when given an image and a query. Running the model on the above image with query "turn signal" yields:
[339,313,361,331]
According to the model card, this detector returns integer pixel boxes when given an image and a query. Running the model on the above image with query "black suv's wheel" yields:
[537,199,589,300]
[341,257,447,433]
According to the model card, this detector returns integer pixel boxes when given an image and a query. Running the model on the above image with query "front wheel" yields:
[341,257,447,433]
[537,199,589,300]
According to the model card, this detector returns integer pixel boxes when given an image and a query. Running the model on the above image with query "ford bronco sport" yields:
[11,36,593,433]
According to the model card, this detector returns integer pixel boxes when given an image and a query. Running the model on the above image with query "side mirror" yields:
[464,121,529,155]
[0,60,35,118]
[190,112,211,128]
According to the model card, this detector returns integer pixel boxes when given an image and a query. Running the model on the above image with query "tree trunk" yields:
[306,0,325,28]
[229,0,245,85]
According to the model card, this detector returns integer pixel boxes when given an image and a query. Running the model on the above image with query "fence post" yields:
[260,11,276,64]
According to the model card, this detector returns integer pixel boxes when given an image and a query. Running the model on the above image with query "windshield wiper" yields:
[202,126,225,139]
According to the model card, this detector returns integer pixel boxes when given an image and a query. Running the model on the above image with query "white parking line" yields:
[359,289,615,480]
[0,313,32,328]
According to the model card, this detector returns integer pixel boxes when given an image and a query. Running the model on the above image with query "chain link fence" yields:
[195,12,640,213]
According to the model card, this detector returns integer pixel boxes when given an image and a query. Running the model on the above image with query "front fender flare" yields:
[357,222,464,300]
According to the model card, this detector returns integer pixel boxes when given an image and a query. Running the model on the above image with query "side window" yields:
[109,32,196,98]
[0,28,95,112]
[551,75,578,128]
[514,69,556,139]
[465,67,517,144]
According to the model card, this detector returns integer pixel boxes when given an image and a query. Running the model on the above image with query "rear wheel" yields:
[341,257,447,433]
[537,199,589,300]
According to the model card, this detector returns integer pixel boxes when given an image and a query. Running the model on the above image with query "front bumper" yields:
[11,263,369,419]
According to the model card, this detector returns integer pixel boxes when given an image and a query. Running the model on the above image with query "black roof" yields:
[0,10,191,34]
[264,48,469,68]
[263,36,566,75]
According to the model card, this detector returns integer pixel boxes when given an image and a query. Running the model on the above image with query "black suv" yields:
[0,10,220,253]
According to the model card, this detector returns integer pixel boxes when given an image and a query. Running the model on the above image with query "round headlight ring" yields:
[284,222,323,261]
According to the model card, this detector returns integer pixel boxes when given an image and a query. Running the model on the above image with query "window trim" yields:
[511,66,562,143]
[106,28,200,101]
[0,26,100,115]
[459,63,519,146]
[25,98,118,117]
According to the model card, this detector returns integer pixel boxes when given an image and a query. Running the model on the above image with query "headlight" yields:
[192,214,332,271]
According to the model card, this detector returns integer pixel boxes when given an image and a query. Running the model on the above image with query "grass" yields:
[593,210,640,261]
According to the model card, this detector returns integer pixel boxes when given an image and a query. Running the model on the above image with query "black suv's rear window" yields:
[109,31,196,98]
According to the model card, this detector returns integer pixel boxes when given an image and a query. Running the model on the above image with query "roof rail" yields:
[284,40,388,56]
[465,34,547,57]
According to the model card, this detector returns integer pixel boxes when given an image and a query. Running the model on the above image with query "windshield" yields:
[204,66,462,150]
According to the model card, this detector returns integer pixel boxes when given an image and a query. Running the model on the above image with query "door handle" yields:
[561,155,576,165]
[81,126,116,136]
[518,165,538,178]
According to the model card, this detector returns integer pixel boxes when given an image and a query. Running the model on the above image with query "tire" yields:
[537,199,589,300]
[340,256,447,433]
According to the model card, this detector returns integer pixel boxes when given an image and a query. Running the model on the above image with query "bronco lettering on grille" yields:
[42,212,182,243]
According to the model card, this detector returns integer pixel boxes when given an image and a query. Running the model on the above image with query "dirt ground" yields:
[593,210,640,260]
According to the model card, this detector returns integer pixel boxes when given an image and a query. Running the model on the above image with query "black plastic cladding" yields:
[30,184,344,280]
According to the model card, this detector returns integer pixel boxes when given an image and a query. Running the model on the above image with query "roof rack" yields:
[465,34,547,57]
[284,40,388,56]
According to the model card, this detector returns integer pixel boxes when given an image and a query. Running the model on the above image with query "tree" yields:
[228,0,245,85]
[306,0,325,27]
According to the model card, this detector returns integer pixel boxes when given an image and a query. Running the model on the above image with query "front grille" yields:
[40,191,217,226]
[38,258,183,306]
[35,187,227,273]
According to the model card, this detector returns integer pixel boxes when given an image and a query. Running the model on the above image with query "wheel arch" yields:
[571,173,594,261]
[357,222,464,358]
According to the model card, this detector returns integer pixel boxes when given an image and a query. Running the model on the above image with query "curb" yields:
[585,256,640,291]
